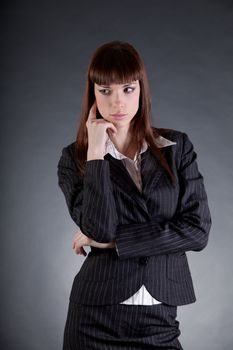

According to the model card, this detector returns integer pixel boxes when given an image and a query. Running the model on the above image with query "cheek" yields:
[131,94,140,110]
[96,96,107,110]
[95,96,110,119]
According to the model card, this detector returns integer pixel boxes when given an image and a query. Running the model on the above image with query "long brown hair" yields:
[75,40,176,187]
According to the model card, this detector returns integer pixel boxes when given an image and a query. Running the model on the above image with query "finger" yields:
[87,101,97,122]
[74,244,81,254]
[80,247,87,256]
[73,233,80,243]
[75,246,86,256]
[73,240,87,256]
[106,123,118,135]
[72,230,82,244]
[73,240,84,254]
[72,236,79,249]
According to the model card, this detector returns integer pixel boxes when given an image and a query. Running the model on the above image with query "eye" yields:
[99,86,135,96]
[98,89,111,95]
[124,87,135,94]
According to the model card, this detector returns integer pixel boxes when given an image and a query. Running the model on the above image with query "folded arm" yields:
[115,133,212,260]
[57,145,118,243]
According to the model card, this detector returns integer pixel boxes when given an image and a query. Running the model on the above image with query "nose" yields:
[111,91,125,108]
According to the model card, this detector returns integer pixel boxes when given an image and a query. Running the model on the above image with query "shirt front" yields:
[104,134,177,305]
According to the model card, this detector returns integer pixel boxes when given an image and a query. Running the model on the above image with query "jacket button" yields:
[139,257,149,265]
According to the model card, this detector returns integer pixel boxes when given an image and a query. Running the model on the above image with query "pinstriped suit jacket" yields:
[57,127,212,306]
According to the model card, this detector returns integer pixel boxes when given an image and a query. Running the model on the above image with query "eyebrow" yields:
[97,82,137,88]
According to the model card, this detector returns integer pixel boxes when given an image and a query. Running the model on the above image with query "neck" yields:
[110,125,132,151]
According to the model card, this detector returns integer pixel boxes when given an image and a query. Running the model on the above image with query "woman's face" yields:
[94,80,140,129]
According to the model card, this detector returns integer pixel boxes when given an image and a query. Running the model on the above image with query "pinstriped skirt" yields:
[62,302,183,349]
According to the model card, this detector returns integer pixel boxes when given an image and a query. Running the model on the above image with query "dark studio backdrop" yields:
[1,0,233,349]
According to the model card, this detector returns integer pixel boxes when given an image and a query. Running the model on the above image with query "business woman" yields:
[57,40,212,349]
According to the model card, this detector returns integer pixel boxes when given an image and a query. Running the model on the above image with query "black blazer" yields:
[57,127,212,306]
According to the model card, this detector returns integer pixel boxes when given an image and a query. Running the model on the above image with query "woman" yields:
[57,40,212,349]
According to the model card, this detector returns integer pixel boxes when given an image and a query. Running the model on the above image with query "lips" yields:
[111,113,127,117]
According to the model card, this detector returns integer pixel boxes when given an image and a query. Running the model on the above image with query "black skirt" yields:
[62,301,183,349]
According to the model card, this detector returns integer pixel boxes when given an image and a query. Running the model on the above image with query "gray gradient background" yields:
[1,0,233,349]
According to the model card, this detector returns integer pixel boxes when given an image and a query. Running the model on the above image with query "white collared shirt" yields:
[105,134,177,305]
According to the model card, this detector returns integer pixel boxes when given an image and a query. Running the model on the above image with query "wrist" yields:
[87,151,105,160]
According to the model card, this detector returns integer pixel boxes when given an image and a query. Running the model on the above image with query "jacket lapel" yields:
[140,147,165,196]
[104,148,165,215]
[104,134,177,216]
[104,152,145,199]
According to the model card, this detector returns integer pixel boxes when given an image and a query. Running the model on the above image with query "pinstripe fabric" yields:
[62,302,183,349]
[105,134,163,305]
[57,127,212,306]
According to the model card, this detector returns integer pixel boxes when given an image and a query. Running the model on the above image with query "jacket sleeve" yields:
[57,144,118,243]
[115,132,212,260]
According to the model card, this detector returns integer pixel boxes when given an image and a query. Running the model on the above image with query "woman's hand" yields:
[86,101,117,160]
[72,229,116,256]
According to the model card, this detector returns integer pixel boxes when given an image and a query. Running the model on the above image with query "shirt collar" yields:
[105,134,176,161]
